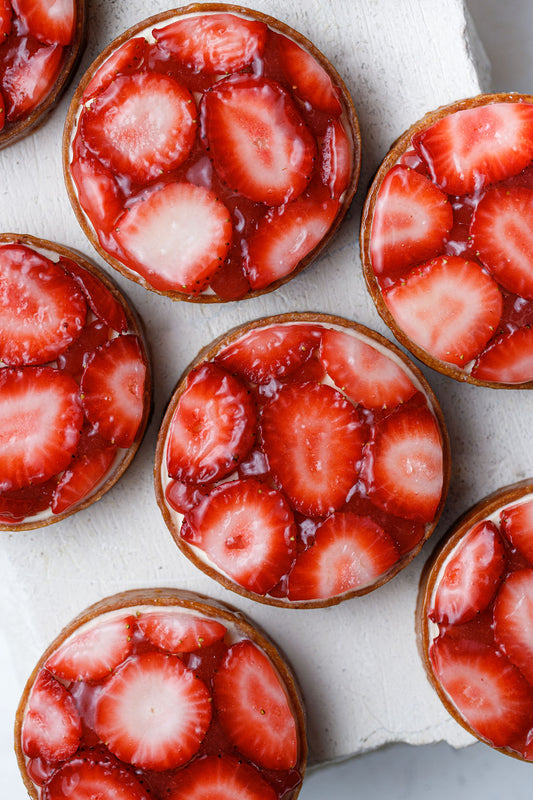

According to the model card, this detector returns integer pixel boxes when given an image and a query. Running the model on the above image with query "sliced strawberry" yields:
[0,0,12,40]
[493,569,533,685]
[471,326,533,383]
[362,402,443,522]
[276,33,342,115]
[12,0,75,45]
[370,165,454,278]
[166,363,256,484]
[0,37,63,121]
[165,479,209,514]
[501,497,533,563]
[429,635,533,747]
[43,755,151,800]
[81,72,197,184]
[94,651,212,771]
[287,513,399,601]
[60,257,128,334]
[0,476,56,524]
[320,117,352,199]
[80,334,147,449]
[113,181,232,294]
[153,13,267,74]
[260,382,365,516]
[0,367,82,492]
[384,255,503,366]
[69,154,125,236]
[168,754,277,800]
[412,102,533,196]
[21,669,81,762]
[181,478,297,595]
[57,319,110,382]
[430,520,506,625]
[200,73,316,206]
[320,328,417,410]
[82,37,149,101]
[137,610,226,654]
[215,323,322,385]
[0,243,87,366]
[51,426,118,514]
[214,640,298,769]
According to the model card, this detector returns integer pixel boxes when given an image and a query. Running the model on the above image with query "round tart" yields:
[0,0,85,149]
[155,313,450,608]
[63,4,360,302]
[0,233,151,530]
[417,479,533,761]
[360,93,533,388]
[15,587,307,800]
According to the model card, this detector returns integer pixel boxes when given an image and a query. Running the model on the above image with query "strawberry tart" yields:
[15,587,307,800]
[417,479,533,760]
[361,93,533,387]
[155,313,450,607]
[63,5,360,301]
[0,234,150,529]
[0,0,85,148]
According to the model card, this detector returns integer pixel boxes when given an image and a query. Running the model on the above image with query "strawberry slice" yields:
[166,363,256,484]
[260,382,365,516]
[12,0,75,46]
[276,33,342,115]
[0,476,57,524]
[320,117,352,199]
[213,640,298,770]
[153,13,268,74]
[82,37,149,101]
[60,257,128,334]
[81,72,197,185]
[370,165,453,277]
[412,102,533,196]
[384,255,503,366]
[165,479,209,514]
[69,154,125,236]
[287,513,399,601]
[362,402,443,522]
[168,754,277,800]
[320,328,417,410]
[0,37,63,121]
[0,243,87,366]
[137,610,226,654]
[500,497,533,564]
[113,181,232,294]
[44,755,151,800]
[80,334,147,449]
[200,74,316,206]
[94,652,212,771]
[21,669,81,763]
[429,635,533,747]
[471,326,533,383]
[430,520,506,625]
[181,478,296,595]
[0,367,82,492]
[493,569,533,685]
[0,0,12,40]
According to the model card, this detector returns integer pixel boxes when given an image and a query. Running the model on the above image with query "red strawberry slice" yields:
[181,478,297,595]
[0,367,82,492]
[429,635,533,747]
[44,755,151,800]
[213,640,298,770]
[45,614,135,682]
[12,0,75,45]
[0,37,63,121]
[501,497,533,564]
[493,569,533,685]
[80,334,147,449]
[0,243,87,366]
[153,13,268,74]
[0,476,57,524]
[276,33,342,115]
[471,326,533,384]
[200,73,316,206]
[60,257,128,334]
[69,154,125,236]
[260,382,365,516]
[82,37,149,101]
[384,255,503,366]
[0,0,12,40]
[320,117,352,199]
[166,363,256,484]
[57,319,110,382]
[362,402,443,522]
[168,754,277,800]
[81,72,197,185]
[94,652,212,771]
[21,669,81,763]
[287,513,399,601]
[430,520,506,625]
[370,165,454,278]
[137,610,226,654]
[165,479,209,514]
[113,181,232,294]
[412,102,533,196]
[320,328,417,410]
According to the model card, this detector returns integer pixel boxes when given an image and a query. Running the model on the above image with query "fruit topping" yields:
[21,669,81,763]
[471,326,533,383]
[168,754,277,800]
[137,611,226,654]
[43,754,152,800]
[320,117,353,199]
[12,0,75,47]
[277,33,342,115]
[51,426,118,514]
[0,0,12,41]
[60,256,128,333]
[500,497,533,564]
[493,569,533,685]
[0,35,63,121]
[82,37,149,101]
[69,154,125,235]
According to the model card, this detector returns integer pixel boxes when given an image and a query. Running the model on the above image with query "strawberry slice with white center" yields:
[493,569,533,685]
[320,117,352,199]
[81,72,197,184]
[0,244,87,366]
[320,328,417,410]
[384,255,503,366]
[137,611,226,654]
[44,755,151,800]
[501,497,533,564]
[362,402,443,522]
[370,165,454,278]
[429,635,533,748]
[82,37,149,101]
[213,640,298,770]
[287,513,399,601]
[168,754,278,800]
[412,102,533,196]
[80,334,147,449]
[69,153,125,236]
[113,181,232,294]
[60,256,128,334]
[200,73,316,206]
[12,0,75,46]
[430,520,506,625]
[21,669,81,763]
[0,367,82,492]
[95,652,212,771]
[260,382,365,517]
[166,362,256,484]
[471,326,533,384]
[0,37,63,121]
[153,13,268,74]
[276,33,342,115]
[181,478,297,595]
